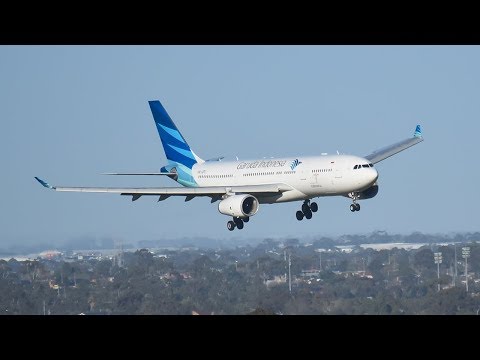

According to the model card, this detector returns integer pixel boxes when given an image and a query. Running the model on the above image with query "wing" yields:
[365,125,424,164]
[34,177,292,201]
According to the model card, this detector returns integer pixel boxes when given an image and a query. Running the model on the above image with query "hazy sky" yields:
[1,45,479,246]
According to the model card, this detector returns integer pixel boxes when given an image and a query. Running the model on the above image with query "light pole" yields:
[462,247,470,293]
[454,244,457,286]
[434,252,442,292]
[288,252,292,294]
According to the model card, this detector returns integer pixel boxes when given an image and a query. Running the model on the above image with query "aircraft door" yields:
[332,159,343,185]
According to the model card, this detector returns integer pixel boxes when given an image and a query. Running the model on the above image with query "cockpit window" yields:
[354,164,374,169]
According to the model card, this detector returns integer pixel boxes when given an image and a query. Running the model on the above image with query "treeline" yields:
[0,240,479,314]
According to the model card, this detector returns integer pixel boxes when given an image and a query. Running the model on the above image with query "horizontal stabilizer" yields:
[101,172,176,176]
[205,156,224,162]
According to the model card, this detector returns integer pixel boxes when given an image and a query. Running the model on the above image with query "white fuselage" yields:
[192,154,378,204]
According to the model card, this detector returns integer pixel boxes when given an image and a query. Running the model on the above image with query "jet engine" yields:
[357,184,379,199]
[218,194,259,218]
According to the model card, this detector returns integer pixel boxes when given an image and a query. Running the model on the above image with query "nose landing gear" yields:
[350,203,360,212]
[349,193,361,212]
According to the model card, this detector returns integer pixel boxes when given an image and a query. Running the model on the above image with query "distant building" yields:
[38,250,62,260]
[265,275,287,287]
[301,269,321,278]
[333,270,373,279]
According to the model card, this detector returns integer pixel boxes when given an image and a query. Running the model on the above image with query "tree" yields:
[414,248,435,270]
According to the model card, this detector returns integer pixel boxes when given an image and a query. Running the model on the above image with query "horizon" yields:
[1,230,479,257]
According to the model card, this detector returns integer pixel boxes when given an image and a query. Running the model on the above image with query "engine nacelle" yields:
[218,194,259,218]
[357,184,379,199]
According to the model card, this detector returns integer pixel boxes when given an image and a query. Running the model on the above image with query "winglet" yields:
[414,125,422,138]
[34,177,55,189]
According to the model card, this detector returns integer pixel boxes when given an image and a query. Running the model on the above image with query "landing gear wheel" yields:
[243,217,249,223]
[234,218,244,230]
[355,203,360,211]
[227,221,236,231]
[304,210,313,219]
[310,202,318,212]
[302,203,310,214]
[350,204,356,212]
[296,211,304,221]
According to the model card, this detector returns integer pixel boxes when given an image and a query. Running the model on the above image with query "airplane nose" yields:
[371,168,378,183]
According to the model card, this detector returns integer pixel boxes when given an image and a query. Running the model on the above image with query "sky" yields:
[1,45,479,247]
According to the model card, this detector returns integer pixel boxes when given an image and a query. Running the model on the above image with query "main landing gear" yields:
[296,200,318,221]
[227,217,249,231]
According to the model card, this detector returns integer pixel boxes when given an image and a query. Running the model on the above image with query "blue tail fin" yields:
[148,100,204,169]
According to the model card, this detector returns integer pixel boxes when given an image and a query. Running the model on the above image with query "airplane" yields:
[35,100,424,231]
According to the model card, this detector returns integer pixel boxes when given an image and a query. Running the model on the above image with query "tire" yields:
[302,203,310,213]
[305,210,313,219]
[350,204,356,212]
[296,210,304,221]
[355,203,360,211]
[227,221,236,231]
[235,218,244,230]
[310,202,318,212]
[243,217,249,223]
